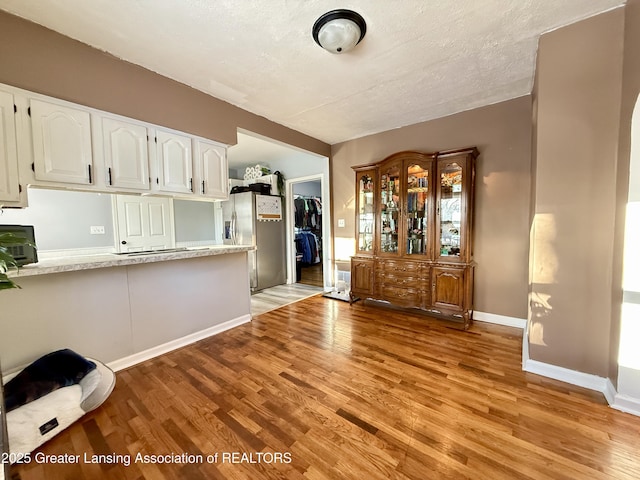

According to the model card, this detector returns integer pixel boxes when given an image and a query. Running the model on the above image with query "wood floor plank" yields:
[11,295,640,479]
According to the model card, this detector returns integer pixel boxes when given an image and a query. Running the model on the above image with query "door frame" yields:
[285,174,332,290]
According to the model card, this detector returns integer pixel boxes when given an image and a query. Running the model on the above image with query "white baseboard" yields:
[474,311,526,329]
[611,392,640,416]
[603,378,618,405]
[107,314,251,372]
[521,329,640,417]
[523,358,610,392]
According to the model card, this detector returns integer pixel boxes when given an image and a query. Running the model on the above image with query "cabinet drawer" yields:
[380,286,422,308]
[380,274,422,288]
[378,259,423,275]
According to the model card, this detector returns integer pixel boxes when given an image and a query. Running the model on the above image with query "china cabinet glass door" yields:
[355,170,375,254]
[437,161,463,259]
[379,162,401,254]
[405,160,431,257]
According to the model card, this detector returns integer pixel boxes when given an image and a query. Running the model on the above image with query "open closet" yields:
[293,181,323,287]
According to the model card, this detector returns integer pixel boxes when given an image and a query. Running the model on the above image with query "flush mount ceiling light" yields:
[312,9,367,54]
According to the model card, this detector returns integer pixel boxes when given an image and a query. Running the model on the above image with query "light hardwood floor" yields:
[13,296,640,480]
[251,283,324,316]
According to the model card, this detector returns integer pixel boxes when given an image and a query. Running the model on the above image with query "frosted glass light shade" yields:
[312,9,366,54]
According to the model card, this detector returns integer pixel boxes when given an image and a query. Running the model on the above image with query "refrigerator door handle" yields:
[231,211,237,245]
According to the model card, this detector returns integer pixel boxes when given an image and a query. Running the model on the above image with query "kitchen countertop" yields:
[9,245,254,278]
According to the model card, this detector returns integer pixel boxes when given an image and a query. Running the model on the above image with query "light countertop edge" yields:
[9,245,255,278]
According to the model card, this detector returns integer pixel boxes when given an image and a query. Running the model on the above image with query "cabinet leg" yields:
[464,311,471,329]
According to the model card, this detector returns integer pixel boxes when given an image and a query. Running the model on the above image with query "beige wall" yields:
[530,8,625,377]
[0,11,330,157]
[331,97,533,319]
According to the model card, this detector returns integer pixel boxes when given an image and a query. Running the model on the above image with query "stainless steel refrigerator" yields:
[221,191,286,291]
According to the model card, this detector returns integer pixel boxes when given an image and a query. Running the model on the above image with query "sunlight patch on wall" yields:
[334,237,355,262]
[619,202,640,369]
[617,94,640,393]
[529,292,551,346]
[531,213,559,285]
[623,202,640,292]
[619,303,640,369]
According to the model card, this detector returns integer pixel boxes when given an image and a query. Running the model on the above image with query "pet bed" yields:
[3,349,115,459]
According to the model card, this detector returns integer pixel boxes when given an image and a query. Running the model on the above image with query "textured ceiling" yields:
[0,0,625,145]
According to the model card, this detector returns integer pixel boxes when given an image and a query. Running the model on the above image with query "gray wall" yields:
[0,188,115,250]
[0,189,219,251]
[293,181,322,197]
[173,200,217,243]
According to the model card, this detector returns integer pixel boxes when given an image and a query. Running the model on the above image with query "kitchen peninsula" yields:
[2,246,253,373]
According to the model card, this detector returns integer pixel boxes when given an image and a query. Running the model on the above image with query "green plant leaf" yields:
[0,232,36,249]
[0,272,20,290]
[0,251,18,272]
[0,232,34,291]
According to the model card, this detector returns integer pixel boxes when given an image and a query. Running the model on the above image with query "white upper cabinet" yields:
[30,98,93,185]
[195,138,228,199]
[155,129,193,194]
[102,116,150,190]
[0,90,20,203]
[1,82,228,203]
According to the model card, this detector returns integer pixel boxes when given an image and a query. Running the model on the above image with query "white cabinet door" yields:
[115,195,175,252]
[155,130,193,194]
[0,90,20,202]
[30,98,93,185]
[195,138,227,199]
[102,117,150,190]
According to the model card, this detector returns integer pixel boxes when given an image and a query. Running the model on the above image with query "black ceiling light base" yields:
[312,9,367,54]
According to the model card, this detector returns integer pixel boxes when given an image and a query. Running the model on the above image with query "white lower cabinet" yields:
[114,195,175,252]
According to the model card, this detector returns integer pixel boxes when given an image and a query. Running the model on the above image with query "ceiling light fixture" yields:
[312,9,367,54]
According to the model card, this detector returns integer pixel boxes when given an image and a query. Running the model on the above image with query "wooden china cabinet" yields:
[350,147,477,329]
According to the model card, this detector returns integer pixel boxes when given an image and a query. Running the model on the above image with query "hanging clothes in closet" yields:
[294,195,322,265]
[294,196,322,229]
[295,231,321,265]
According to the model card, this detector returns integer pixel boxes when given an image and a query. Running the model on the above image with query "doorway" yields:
[292,180,323,287]
[286,174,331,291]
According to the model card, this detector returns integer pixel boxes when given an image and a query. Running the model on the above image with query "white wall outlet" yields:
[338,218,345,228]
[90,225,105,235]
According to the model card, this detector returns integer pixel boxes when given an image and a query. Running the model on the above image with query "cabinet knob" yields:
[121,241,127,245]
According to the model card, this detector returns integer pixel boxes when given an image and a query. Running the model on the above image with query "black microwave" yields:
[0,225,38,266]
